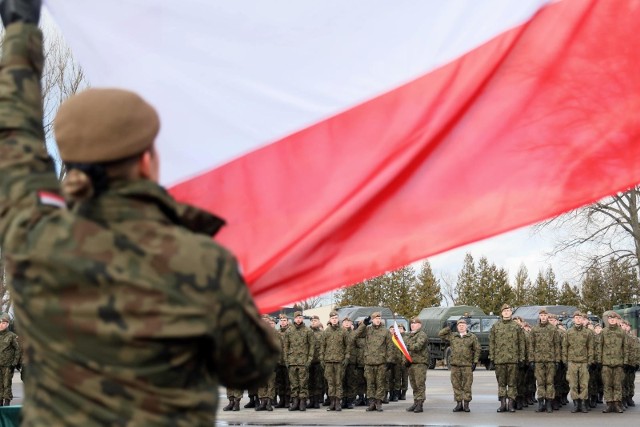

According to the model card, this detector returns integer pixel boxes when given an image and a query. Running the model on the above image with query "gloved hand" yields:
[0,0,41,26]
[386,362,394,371]
[363,316,371,326]
[528,362,535,370]
[471,363,477,371]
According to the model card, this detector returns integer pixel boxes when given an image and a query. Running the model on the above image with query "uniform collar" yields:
[69,179,225,237]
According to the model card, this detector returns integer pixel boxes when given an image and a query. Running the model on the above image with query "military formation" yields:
[221,304,639,417]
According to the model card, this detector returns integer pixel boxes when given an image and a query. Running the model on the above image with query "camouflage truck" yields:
[418,306,498,370]
[335,305,409,331]
[512,304,580,328]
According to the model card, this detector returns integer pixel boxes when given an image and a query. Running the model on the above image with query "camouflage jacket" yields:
[438,328,479,367]
[0,329,20,367]
[320,324,350,363]
[405,329,429,364]
[0,23,280,426]
[354,322,392,365]
[625,333,640,367]
[489,318,525,364]
[529,321,561,363]
[284,322,314,366]
[310,326,323,363]
[562,325,594,364]
[354,330,366,367]
[599,324,628,367]
[278,326,288,365]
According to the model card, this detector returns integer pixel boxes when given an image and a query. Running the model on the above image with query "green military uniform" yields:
[275,317,290,408]
[0,314,20,404]
[308,318,324,408]
[599,313,628,412]
[439,321,479,410]
[341,319,359,407]
[0,22,280,426]
[354,313,392,412]
[405,318,429,413]
[320,313,351,411]
[387,327,404,402]
[256,316,278,412]
[529,315,561,407]
[489,305,525,412]
[283,313,314,410]
[353,325,367,405]
[563,313,594,413]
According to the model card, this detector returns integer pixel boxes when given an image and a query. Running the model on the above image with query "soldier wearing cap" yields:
[489,304,526,413]
[0,313,19,406]
[319,310,351,411]
[308,315,324,409]
[403,317,429,413]
[599,311,628,413]
[562,311,594,413]
[354,311,393,412]
[529,307,561,413]
[275,314,291,408]
[283,311,314,411]
[0,3,280,424]
[620,318,639,408]
[256,314,278,411]
[341,316,359,409]
[439,317,480,412]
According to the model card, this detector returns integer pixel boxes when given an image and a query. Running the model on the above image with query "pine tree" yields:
[513,264,531,307]
[385,265,418,318]
[411,260,442,315]
[557,281,581,307]
[455,253,477,306]
[580,261,607,315]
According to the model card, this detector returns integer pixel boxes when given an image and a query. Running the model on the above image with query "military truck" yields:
[512,305,579,328]
[335,305,409,331]
[418,306,498,370]
[613,303,640,337]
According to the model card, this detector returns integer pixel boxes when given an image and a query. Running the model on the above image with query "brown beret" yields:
[548,313,558,319]
[573,310,584,317]
[278,314,288,320]
[411,317,422,324]
[608,311,621,319]
[311,315,320,320]
[501,304,511,311]
[539,308,548,314]
[55,88,160,163]
[329,311,339,317]
[371,312,382,318]
[294,311,303,317]
[0,313,9,323]
[456,318,467,324]
[342,317,352,322]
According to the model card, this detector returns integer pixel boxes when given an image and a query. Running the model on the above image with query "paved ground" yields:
[216,367,639,426]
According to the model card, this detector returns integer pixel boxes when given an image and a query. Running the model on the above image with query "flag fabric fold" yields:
[45,0,640,312]
[391,321,412,363]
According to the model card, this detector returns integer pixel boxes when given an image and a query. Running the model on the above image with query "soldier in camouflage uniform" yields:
[256,315,278,412]
[513,316,529,410]
[439,318,480,412]
[0,3,281,425]
[489,304,525,413]
[284,311,314,411]
[529,308,561,413]
[386,325,403,403]
[308,315,324,409]
[549,314,568,409]
[222,389,243,412]
[397,324,409,400]
[0,314,19,406]
[352,318,368,406]
[621,319,639,408]
[563,311,594,413]
[404,317,429,413]
[599,311,628,413]
[354,312,393,412]
[275,314,291,408]
[522,322,537,406]
[341,317,358,409]
[320,310,351,411]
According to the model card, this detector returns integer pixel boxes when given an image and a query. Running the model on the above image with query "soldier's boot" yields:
[299,398,307,411]
[391,390,399,402]
[345,397,354,409]
[406,401,417,412]
[255,398,265,411]
[413,399,423,413]
[335,397,342,411]
[382,392,389,404]
[589,395,597,408]
[399,389,407,400]
[602,402,613,413]
[353,395,363,406]
[597,392,603,403]
[222,399,234,411]
[515,397,523,410]
[366,399,377,412]
[615,401,624,413]
[326,396,335,411]
[463,400,470,412]
[508,398,516,412]
[452,401,463,412]
[274,395,285,408]
[288,397,299,411]
[232,398,240,411]
[622,398,628,409]
[551,397,561,410]
[244,394,257,408]
[535,398,545,412]
[497,397,507,413]
[266,398,274,411]
[627,397,636,407]
[581,399,588,413]
[376,399,384,412]
[571,400,579,413]
[546,398,553,413]
[323,395,331,406]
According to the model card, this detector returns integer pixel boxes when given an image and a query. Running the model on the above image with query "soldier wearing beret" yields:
[319,311,351,411]
[599,311,628,413]
[404,317,430,413]
[0,2,280,425]
[284,311,314,411]
[308,315,325,409]
[529,308,561,413]
[563,311,594,413]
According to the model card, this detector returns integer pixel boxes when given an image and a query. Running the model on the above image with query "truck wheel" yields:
[445,347,452,370]
[428,359,436,370]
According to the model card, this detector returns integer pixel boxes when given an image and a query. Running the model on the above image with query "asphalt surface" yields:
[216,367,640,426]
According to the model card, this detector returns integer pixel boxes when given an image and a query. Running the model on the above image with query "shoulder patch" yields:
[37,191,66,209]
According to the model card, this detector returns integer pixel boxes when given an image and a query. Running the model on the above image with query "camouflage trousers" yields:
[0,367,11,400]
[308,363,324,398]
[387,363,401,391]
[566,362,589,400]
[288,365,309,398]
[623,369,636,399]
[450,366,473,402]
[275,364,290,397]
[354,366,366,397]
[258,370,277,400]
[364,364,387,401]
[324,362,344,398]
[400,363,409,392]
[602,365,624,403]
[408,363,427,401]
[494,363,518,399]
[534,362,556,399]
[226,388,243,400]
[343,363,358,399]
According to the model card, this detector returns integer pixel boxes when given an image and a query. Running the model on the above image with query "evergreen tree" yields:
[411,260,442,315]
[455,253,477,306]
[384,265,418,318]
[603,258,640,307]
[581,261,607,315]
[557,281,581,307]
[513,264,531,307]
[530,267,559,305]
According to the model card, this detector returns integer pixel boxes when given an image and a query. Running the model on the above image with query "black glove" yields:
[386,362,394,371]
[471,363,477,370]
[529,362,535,370]
[0,0,41,26]
[363,316,371,326]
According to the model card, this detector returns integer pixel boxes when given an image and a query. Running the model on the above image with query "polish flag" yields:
[46,1,640,312]
[392,321,412,363]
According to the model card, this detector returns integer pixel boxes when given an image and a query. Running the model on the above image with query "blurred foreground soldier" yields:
[563,311,594,413]
[405,317,429,413]
[0,2,280,424]
[320,311,351,411]
[439,318,480,412]
[529,308,561,413]
[284,311,314,411]
[0,314,20,406]
[354,312,393,412]
[489,304,525,413]
[599,311,627,413]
